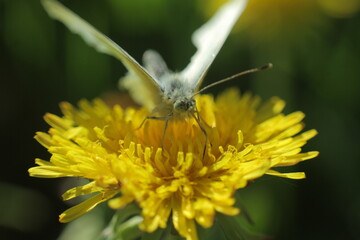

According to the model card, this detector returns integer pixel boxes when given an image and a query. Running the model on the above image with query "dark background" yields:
[1,0,359,239]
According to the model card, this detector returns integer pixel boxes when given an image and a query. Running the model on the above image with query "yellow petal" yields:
[60,191,117,223]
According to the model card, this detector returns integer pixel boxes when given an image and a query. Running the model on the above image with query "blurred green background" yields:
[1,0,359,239]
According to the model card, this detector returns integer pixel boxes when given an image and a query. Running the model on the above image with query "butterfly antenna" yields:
[192,63,273,97]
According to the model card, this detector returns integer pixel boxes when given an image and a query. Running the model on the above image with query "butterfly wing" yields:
[120,50,171,110]
[181,0,248,91]
[142,50,170,80]
[120,50,171,111]
[41,0,162,110]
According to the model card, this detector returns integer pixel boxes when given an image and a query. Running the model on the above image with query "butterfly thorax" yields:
[159,74,196,117]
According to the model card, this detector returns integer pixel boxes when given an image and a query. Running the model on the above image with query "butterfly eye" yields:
[174,99,195,112]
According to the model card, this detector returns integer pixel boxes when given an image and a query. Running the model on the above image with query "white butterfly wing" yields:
[181,0,248,91]
[120,50,171,111]
[41,0,162,109]
[142,50,170,80]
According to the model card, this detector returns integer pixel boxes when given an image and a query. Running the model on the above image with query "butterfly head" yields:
[174,98,196,113]
[161,75,197,115]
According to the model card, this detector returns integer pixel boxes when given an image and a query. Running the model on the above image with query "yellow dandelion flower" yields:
[29,89,318,240]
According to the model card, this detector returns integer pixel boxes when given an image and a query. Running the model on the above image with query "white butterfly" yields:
[41,0,250,121]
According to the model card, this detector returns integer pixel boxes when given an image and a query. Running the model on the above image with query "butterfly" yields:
[42,0,255,113]
[41,0,271,149]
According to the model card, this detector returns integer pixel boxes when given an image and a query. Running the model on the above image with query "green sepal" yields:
[97,203,141,240]
[233,192,255,225]
[114,216,143,240]
[141,228,167,240]
[141,217,183,240]
[217,213,272,240]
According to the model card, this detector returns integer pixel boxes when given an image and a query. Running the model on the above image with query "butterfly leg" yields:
[138,115,172,148]
[191,110,208,158]
[148,115,172,148]
[136,115,168,130]
[161,117,170,148]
